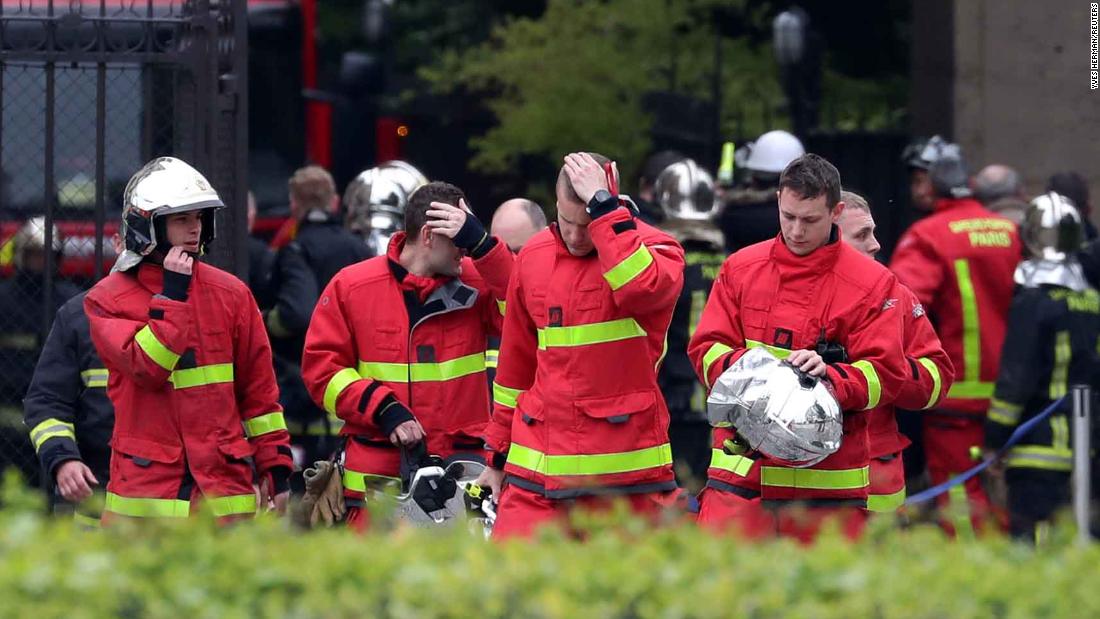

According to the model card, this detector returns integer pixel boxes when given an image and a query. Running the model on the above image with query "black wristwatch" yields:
[586,189,617,218]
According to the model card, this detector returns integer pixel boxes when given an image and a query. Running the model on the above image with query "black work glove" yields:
[452,214,497,258]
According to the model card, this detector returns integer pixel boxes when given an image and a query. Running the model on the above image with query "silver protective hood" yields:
[707,346,843,467]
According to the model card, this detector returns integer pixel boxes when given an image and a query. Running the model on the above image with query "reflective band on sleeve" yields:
[745,339,792,359]
[759,465,870,490]
[536,318,646,349]
[105,492,191,518]
[867,486,907,512]
[493,382,523,408]
[323,367,362,415]
[954,260,982,390]
[506,442,673,477]
[169,364,234,390]
[702,342,734,388]
[1049,331,1071,400]
[244,411,287,438]
[80,368,109,388]
[987,398,1024,426]
[206,494,257,517]
[134,324,181,371]
[851,360,882,410]
[916,357,942,409]
[709,448,754,477]
[496,299,506,316]
[358,352,486,383]
[29,418,76,451]
[342,468,401,493]
[603,244,654,290]
[485,349,499,369]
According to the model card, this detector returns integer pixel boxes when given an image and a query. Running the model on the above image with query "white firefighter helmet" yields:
[115,157,224,273]
[654,159,720,221]
[12,216,62,270]
[743,130,805,175]
[707,346,843,467]
[1022,192,1084,262]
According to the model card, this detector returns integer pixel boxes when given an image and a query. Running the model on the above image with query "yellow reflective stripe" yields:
[134,325,180,371]
[946,481,975,540]
[852,360,882,410]
[987,398,1023,426]
[244,412,287,438]
[169,363,234,390]
[1049,331,1071,400]
[745,339,792,359]
[867,486,907,513]
[323,368,362,415]
[73,513,101,529]
[537,318,646,349]
[29,418,76,451]
[709,448,754,477]
[702,342,734,388]
[506,442,673,477]
[916,357,942,409]
[603,244,654,290]
[358,352,486,382]
[492,382,523,409]
[759,465,870,490]
[1051,415,1069,451]
[954,260,982,390]
[342,468,400,493]
[496,299,506,316]
[80,368,109,388]
[1004,444,1073,471]
[949,381,994,399]
[206,494,257,517]
[105,492,191,518]
[485,349,499,369]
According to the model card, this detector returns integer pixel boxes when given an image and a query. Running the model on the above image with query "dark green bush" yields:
[1,477,1095,619]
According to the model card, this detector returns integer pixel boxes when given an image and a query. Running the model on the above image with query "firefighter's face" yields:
[555,187,593,257]
[425,228,463,277]
[164,211,203,252]
[910,169,934,211]
[777,188,842,256]
[838,207,881,259]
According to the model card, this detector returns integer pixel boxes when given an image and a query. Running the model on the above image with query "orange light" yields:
[396,125,409,137]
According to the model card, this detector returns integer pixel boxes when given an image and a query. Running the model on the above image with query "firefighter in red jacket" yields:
[85,157,292,522]
[301,182,513,530]
[688,154,909,542]
[477,152,685,539]
[889,147,1020,535]
[837,191,955,513]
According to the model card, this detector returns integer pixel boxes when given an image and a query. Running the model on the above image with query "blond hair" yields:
[840,190,870,213]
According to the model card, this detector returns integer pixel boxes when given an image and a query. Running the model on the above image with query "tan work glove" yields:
[298,460,347,528]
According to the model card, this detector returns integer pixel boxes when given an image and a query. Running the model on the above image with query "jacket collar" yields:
[771,225,841,271]
[386,232,454,302]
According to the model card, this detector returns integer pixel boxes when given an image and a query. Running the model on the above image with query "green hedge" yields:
[1,481,1096,619]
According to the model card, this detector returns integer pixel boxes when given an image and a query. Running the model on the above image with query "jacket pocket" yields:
[217,437,254,462]
[574,282,605,312]
[515,391,544,426]
[573,390,660,455]
[373,323,403,352]
[112,435,183,465]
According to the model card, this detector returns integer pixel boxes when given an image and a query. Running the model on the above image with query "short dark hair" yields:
[1047,171,1090,213]
[556,152,611,204]
[778,153,842,209]
[406,181,466,240]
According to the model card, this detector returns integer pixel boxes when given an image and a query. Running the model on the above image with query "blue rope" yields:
[904,396,1067,505]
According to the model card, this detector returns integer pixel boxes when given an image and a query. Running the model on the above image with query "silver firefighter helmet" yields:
[11,216,62,270]
[707,346,843,467]
[376,459,495,537]
[654,158,720,222]
[1015,192,1089,291]
[116,157,224,272]
[343,161,428,251]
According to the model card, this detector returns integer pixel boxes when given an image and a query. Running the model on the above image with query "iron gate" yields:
[0,0,248,486]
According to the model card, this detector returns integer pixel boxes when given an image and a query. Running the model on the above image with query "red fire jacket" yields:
[483,208,685,499]
[688,231,908,502]
[301,233,513,497]
[85,262,291,518]
[890,198,1020,415]
[867,283,955,459]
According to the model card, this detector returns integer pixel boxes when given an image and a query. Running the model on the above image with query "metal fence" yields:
[0,0,248,486]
